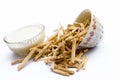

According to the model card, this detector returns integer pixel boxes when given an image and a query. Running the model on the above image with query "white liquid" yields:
[5,25,45,56]
[7,25,42,42]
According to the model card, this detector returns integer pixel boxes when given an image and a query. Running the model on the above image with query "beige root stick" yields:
[59,22,65,34]
[61,42,68,68]
[34,41,52,61]
[63,51,68,68]
[78,29,87,37]
[17,49,35,71]
[57,24,64,41]
[71,38,77,63]
[75,58,83,62]
[40,56,54,61]
[52,69,70,76]
[77,51,83,58]
[51,62,55,69]
[76,62,83,72]
[82,56,87,70]
[84,49,88,53]
[76,56,86,71]
[59,28,78,41]
[54,65,74,74]
[11,59,23,65]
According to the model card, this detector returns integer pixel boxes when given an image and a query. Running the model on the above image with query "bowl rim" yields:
[3,24,45,44]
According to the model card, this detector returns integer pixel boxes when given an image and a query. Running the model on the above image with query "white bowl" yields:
[75,9,103,48]
[4,24,45,56]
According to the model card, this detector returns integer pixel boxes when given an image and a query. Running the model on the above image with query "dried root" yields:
[12,21,90,76]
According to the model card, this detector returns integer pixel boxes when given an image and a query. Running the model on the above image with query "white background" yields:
[0,0,120,80]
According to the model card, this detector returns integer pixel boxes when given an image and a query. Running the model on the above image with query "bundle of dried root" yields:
[11,22,90,76]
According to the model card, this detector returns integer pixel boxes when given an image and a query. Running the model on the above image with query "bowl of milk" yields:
[4,24,45,56]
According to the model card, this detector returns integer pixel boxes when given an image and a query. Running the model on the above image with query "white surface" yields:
[0,0,120,80]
